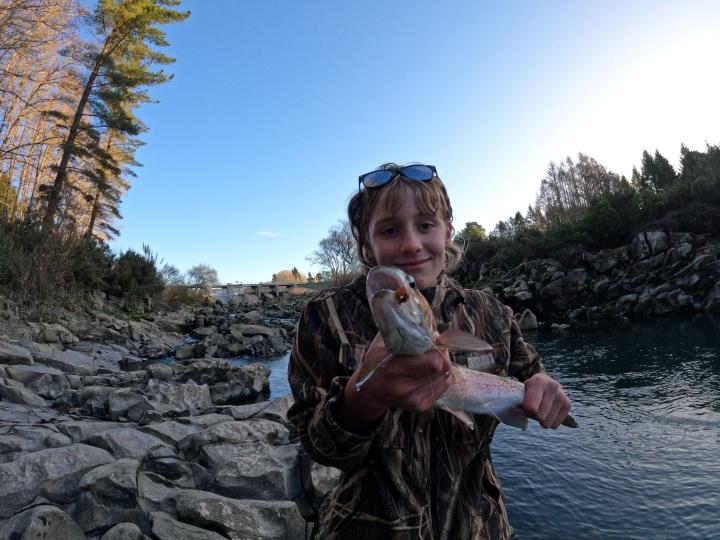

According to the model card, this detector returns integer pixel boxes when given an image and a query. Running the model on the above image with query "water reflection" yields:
[494,314,720,539]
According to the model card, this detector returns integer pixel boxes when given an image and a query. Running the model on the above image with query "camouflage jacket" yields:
[287,274,545,539]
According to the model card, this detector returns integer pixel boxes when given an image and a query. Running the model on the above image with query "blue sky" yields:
[112,1,720,283]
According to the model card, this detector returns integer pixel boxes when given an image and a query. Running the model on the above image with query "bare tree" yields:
[187,264,219,292]
[535,153,624,227]
[308,220,357,285]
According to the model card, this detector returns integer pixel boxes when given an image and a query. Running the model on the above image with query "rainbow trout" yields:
[362,265,577,430]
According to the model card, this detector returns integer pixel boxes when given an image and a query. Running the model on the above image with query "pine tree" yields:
[42,0,189,231]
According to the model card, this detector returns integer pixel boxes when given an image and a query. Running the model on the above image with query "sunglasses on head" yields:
[358,164,437,191]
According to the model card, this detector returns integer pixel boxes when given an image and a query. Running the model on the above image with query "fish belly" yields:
[437,366,529,430]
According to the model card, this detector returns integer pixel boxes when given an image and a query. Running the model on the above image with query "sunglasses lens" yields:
[401,165,434,181]
[362,170,394,188]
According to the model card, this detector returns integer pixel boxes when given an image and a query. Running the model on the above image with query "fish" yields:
[361,265,577,430]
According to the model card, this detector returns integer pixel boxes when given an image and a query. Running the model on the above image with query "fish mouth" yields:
[366,266,407,297]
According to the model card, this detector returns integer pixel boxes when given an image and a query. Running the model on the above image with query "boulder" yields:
[3,364,69,399]
[74,459,145,534]
[0,505,85,540]
[145,378,213,416]
[0,376,46,406]
[56,420,132,443]
[231,323,276,337]
[137,470,181,515]
[175,490,305,540]
[139,420,203,447]
[0,402,72,423]
[101,522,144,540]
[516,309,538,331]
[28,322,79,345]
[150,511,227,540]
[0,340,33,365]
[174,344,194,360]
[0,444,114,518]
[705,283,720,311]
[0,425,71,463]
[19,340,112,374]
[180,419,290,459]
[208,441,301,500]
[108,388,152,421]
[84,427,170,460]
[311,461,341,498]
[629,231,668,260]
[251,394,294,425]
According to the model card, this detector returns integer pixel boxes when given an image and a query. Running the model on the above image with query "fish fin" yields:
[439,405,475,430]
[562,414,578,428]
[492,406,529,430]
[436,329,493,353]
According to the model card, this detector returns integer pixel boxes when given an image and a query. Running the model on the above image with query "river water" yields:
[236,314,720,539]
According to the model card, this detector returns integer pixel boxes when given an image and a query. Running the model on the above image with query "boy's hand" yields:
[522,373,572,429]
[338,332,451,432]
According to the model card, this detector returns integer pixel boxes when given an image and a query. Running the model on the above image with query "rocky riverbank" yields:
[489,231,720,330]
[0,294,339,539]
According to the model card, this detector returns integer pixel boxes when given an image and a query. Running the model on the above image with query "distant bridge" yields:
[210,281,333,303]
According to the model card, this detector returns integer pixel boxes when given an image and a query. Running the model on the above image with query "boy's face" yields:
[365,189,451,290]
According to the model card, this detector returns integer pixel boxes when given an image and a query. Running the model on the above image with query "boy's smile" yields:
[366,189,451,290]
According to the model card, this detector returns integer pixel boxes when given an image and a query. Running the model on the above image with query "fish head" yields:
[367,265,437,355]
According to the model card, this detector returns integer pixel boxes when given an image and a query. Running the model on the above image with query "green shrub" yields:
[107,249,164,302]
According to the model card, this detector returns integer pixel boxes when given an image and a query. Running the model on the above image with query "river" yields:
[234,314,720,539]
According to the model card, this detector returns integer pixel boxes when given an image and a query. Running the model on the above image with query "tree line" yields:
[453,143,720,287]
[0,0,188,237]
[0,0,195,311]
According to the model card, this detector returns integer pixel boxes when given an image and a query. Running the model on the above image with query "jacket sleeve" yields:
[506,306,546,382]
[286,294,385,471]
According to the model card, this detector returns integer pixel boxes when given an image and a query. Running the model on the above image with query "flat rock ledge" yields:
[0,333,339,539]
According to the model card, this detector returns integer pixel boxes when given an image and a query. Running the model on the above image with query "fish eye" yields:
[409,281,416,289]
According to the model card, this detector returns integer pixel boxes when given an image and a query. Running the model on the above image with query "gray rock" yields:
[311,461,341,498]
[175,490,305,540]
[539,278,563,301]
[209,442,300,500]
[0,424,71,463]
[74,459,144,533]
[231,323,276,337]
[629,231,668,259]
[516,309,538,331]
[4,363,69,399]
[176,413,233,428]
[18,340,108,374]
[146,364,173,381]
[705,282,720,311]
[174,344,194,360]
[28,322,79,345]
[0,340,33,365]
[139,420,203,446]
[180,419,290,459]
[0,401,72,423]
[137,471,180,515]
[0,376,46,406]
[145,378,213,416]
[101,522,143,540]
[241,310,264,322]
[0,444,114,518]
[252,395,294,424]
[0,504,85,540]
[56,420,132,443]
[150,511,227,540]
[108,388,151,421]
[84,428,169,460]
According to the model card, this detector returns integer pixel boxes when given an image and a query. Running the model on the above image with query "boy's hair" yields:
[347,163,463,275]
